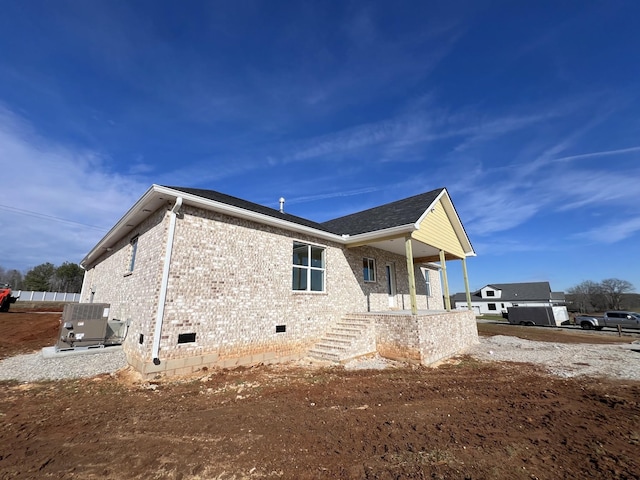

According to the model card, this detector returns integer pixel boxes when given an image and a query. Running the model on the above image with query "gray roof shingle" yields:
[452,282,558,303]
[164,186,333,232]
[320,188,444,235]
[165,186,445,237]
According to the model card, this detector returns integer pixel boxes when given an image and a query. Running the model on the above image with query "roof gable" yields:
[411,193,469,258]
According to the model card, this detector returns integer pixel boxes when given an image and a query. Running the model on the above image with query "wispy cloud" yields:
[0,105,146,269]
[287,186,384,205]
[573,215,640,243]
[552,146,640,163]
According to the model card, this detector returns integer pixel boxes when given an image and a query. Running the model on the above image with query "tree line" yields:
[567,278,635,313]
[0,262,84,293]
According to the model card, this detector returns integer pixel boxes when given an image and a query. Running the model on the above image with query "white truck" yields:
[576,311,640,331]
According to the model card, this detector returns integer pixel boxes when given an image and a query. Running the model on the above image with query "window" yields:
[486,290,495,297]
[128,236,139,272]
[292,242,325,292]
[424,269,432,297]
[363,258,376,282]
[488,303,497,311]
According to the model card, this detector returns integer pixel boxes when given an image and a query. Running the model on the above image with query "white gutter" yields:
[151,197,182,365]
[342,224,417,245]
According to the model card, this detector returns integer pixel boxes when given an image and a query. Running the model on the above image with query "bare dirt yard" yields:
[1,309,639,479]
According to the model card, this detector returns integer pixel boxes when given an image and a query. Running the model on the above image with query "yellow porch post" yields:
[439,250,451,311]
[462,256,472,311]
[405,236,418,315]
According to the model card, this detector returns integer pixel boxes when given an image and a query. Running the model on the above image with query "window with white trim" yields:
[292,242,325,292]
[488,303,497,311]
[363,257,376,282]
[424,269,432,297]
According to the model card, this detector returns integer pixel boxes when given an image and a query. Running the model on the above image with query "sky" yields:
[1,1,639,295]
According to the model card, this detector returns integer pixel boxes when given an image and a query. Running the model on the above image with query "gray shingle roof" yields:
[165,186,445,237]
[163,186,333,232]
[452,282,557,303]
[320,188,444,235]
[487,282,551,301]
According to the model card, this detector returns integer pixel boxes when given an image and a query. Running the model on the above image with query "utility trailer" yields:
[506,306,570,327]
[55,303,128,351]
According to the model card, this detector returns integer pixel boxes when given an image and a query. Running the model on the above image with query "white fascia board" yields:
[343,224,417,245]
[81,185,160,267]
[414,188,447,226]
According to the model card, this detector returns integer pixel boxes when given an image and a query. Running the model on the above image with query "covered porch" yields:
[344,190,476,314]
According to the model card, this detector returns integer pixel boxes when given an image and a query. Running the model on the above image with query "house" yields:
[80,185,478,377]
[452,282,566,315]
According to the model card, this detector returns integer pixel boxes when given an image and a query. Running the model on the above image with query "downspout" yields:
[151,197,182,365]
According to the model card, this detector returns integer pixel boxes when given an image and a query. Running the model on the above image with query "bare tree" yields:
[567,281,603,313]
[599,278,635,310]
[0,266,24,289]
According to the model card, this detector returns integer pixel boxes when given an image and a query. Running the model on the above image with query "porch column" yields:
[405,236,418,315]
[439,250,451,311]
[462,257,472,311]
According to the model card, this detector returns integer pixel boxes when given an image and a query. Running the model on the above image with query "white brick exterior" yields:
[82,203,463,377]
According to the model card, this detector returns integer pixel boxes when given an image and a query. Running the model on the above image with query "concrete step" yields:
[308,314,374,363]
[320,331,358,343]
[314,342,349,351]
[336,319,371,326]
[308,349,341,362]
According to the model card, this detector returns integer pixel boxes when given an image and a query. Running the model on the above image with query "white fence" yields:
[14,291,81,302]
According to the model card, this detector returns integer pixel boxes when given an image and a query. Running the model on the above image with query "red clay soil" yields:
[1,310,639,479]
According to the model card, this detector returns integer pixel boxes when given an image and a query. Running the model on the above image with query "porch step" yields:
[308,315,375,363]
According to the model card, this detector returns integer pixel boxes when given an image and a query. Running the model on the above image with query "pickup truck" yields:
[576,311,640,331]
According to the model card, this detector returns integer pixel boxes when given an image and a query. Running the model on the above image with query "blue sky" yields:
[1,1,639,294]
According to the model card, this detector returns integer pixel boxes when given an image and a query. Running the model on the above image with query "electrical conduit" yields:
[152,197,182,365]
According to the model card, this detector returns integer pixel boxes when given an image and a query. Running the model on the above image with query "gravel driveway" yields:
[468,335,640,381]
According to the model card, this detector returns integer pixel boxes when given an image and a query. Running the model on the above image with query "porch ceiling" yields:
[363,237,443,263]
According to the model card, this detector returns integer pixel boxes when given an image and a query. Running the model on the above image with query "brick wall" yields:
[82,203,463,377]
[375,310,478,364]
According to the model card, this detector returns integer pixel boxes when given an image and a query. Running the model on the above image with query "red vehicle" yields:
[0,284,19,312]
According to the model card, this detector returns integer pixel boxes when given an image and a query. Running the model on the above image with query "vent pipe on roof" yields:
[279,197,285,213]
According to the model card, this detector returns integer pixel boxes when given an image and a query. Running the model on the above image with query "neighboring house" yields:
[452,282,566,315]
[80,185,478,377]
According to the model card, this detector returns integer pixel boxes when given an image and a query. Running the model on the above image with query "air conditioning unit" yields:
[55,303,126,351]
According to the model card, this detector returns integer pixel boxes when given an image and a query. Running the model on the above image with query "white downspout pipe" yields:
[152,197,182,365]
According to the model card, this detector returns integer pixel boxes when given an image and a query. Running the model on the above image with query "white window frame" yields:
[363,257,376,283]
[292,241,326,292]
[424,269,432,297]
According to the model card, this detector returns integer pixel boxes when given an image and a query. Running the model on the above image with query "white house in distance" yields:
[452,282,566,315]
[80,185,478,377]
